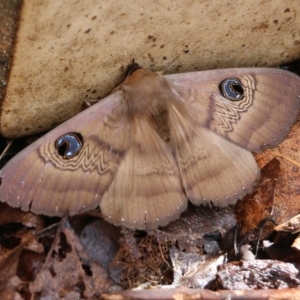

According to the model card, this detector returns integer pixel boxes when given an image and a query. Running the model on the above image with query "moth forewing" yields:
[0,64,299,229]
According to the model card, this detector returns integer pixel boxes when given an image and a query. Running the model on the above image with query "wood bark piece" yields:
[101,287,300,300]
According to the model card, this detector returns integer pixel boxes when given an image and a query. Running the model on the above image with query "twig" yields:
[268,150,300,168]
[0,140,13,161]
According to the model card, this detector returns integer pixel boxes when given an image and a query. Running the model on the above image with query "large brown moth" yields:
[0,62,300,230]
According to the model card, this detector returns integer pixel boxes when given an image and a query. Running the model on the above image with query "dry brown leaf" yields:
[235,158,280,234]
[256,120,300,225]
[30,222,119,298]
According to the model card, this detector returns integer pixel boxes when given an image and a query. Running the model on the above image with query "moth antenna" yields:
[148,53,155,67]
[160,54,182,75]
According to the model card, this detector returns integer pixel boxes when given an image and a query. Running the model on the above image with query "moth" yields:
[0,62,300,230]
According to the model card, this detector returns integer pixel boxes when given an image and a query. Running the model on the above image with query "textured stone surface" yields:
[0,1,22,102]
[1,0,300,138]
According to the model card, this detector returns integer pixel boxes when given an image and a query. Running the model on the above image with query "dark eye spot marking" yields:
[220,78,244,101]
[56,133,83,159]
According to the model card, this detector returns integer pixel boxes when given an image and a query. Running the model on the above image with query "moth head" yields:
[55,133,83,159]
[121,65,172,117]
[125,61,143,77]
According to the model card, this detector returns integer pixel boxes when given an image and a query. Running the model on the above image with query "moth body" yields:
[0,63,300,229]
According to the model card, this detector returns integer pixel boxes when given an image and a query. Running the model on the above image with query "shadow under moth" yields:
[0,62,300,230]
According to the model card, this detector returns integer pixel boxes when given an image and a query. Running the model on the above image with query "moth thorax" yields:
[122,72,173,117]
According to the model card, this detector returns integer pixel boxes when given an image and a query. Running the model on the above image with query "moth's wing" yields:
[166,68,300,152]
[100,117,187,230]
[0,91,131,216]
[168,103,260,206]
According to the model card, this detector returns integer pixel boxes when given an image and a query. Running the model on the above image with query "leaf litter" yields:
[1,112,300,298]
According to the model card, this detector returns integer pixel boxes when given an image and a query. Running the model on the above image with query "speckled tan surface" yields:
[1,0,300,138]
[0,1,22,101]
